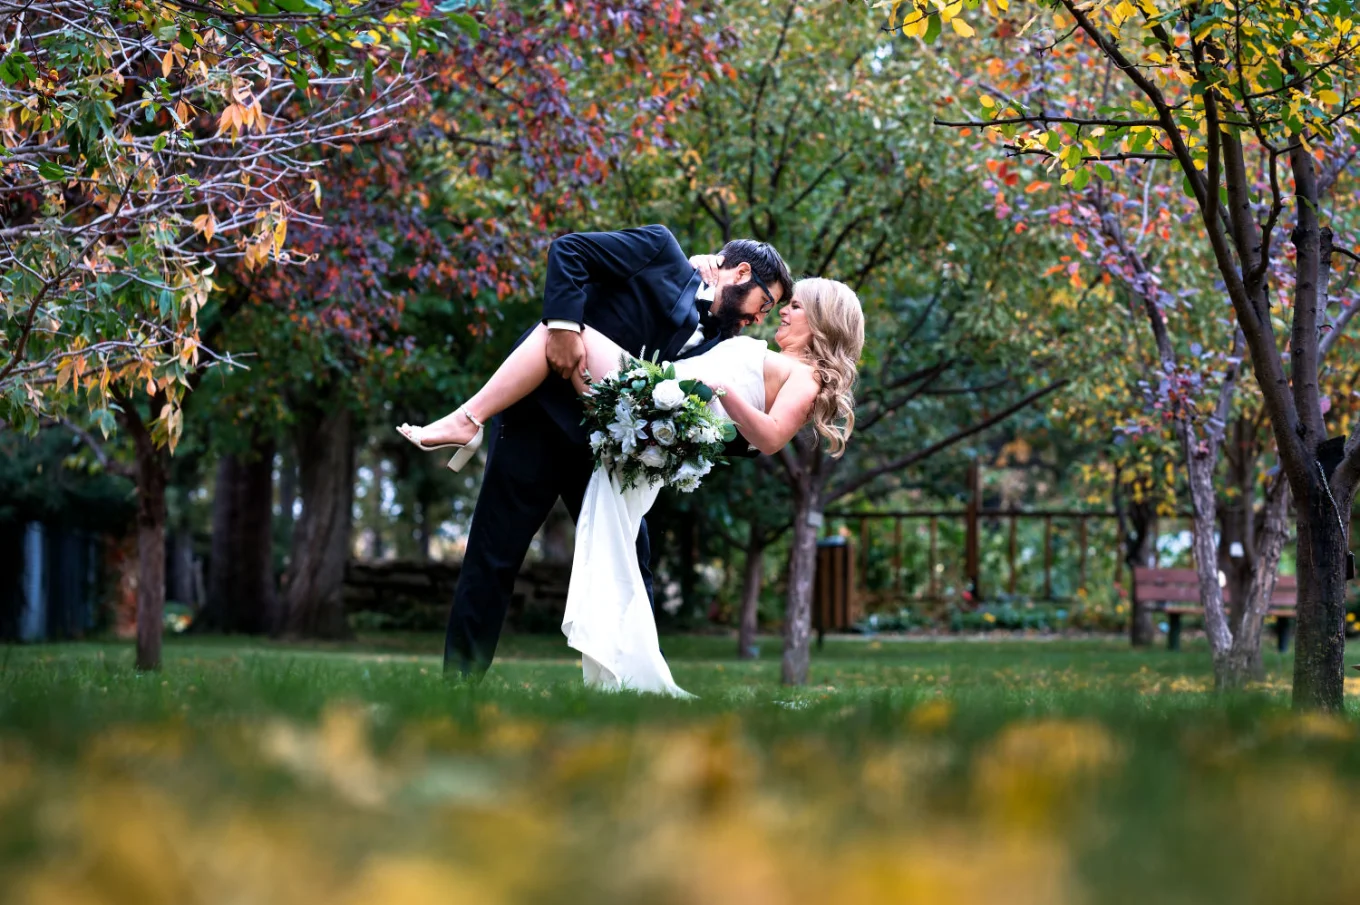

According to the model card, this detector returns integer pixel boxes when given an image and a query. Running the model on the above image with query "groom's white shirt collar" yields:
[546,280,714,354]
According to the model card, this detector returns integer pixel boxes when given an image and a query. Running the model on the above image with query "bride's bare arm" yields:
[713,368,818,456]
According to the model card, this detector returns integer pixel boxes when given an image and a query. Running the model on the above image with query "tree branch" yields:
[827,379,1069,502]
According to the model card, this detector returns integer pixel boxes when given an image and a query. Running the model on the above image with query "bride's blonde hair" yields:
[797,277,864,458]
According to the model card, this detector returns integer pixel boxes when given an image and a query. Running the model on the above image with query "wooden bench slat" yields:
[1134,566,1298,608]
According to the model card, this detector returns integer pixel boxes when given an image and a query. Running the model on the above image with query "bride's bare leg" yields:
[399,325,553,448]
[399,325,627,448]
[580,326,627,392]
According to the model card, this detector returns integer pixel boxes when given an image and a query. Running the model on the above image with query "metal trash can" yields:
[813,536,855,647]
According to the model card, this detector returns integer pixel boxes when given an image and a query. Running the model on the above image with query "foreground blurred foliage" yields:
[4,637,1360,904]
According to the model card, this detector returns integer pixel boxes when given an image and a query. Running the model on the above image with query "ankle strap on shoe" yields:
[461,407,485,429]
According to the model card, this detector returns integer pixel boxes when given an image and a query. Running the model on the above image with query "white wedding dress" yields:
[561,335,769,698]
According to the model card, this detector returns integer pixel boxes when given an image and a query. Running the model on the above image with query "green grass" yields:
[2,633,1359,905]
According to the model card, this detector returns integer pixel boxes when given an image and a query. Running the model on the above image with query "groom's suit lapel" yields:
[661,271,703,362]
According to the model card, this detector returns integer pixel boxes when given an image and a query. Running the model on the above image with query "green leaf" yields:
[922,13,941,44]
[1070,168,1090,191]
[158,288,176,318]
[37,160,66,182]
[0,52,26,86]
[447,11,481,38]
[692,383,714,403]
[720,422,737,442]
[153,133,168,153]
[1094,164,1114,182]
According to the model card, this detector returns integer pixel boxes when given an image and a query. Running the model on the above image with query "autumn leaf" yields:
[193,213,216,243]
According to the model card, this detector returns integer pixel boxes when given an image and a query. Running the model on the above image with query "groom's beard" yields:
[709,283,753,340]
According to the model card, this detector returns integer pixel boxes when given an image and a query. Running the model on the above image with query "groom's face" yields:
[711,264,781,337]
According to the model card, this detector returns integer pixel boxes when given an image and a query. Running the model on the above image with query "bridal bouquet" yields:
[582,354,737,492]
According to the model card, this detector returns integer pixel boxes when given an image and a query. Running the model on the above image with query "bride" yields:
[398,277,864,697]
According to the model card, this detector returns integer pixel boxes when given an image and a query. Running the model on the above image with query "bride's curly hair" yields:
[798,278,865,458]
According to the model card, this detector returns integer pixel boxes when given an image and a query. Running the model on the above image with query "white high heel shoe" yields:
[397,408,485,472]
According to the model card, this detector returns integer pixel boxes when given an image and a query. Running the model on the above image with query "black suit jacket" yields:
[529,225,706,445]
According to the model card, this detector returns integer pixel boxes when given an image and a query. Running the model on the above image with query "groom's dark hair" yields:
[719,239,794,307]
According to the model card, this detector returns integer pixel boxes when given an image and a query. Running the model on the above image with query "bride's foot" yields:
[397,409,481,449]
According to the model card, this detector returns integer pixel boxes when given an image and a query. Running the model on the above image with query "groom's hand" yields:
[546,328,587,383]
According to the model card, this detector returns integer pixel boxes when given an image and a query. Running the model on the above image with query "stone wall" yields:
[343,560,571,633]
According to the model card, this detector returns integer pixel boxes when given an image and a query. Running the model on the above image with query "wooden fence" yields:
[824,464,1196,606]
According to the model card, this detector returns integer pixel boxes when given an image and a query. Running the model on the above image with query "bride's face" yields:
[774,295,811,351]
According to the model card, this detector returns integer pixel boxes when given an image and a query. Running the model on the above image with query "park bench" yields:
[1132,567,1296,652]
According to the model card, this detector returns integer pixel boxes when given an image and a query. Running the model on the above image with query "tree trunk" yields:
[1218,414,1266,637]
[782,482,820,686]
[199,433,277,634]
[125,400,167,671]
[283,404,356,639]
[1292,479,1349,712]
[367,447,385,560]
[414,496,433,562]
[678,507,698,621]
[738,528,766,660]
[1120,490,1158,647]
[1224,477,1290,683]
[278,442,299,542]
[539,502,575,565]
[168,525,197,608]
[1182,437,1238,689]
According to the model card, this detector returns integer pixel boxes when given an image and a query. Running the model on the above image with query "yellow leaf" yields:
[193,213,216,243]
[162,49,175,79]
[979,94,996,108]
[1318,89,1341,105]
[951,16,975,36]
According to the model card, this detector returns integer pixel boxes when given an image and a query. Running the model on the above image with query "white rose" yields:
[651,419,677,446]
[626,367,649,380]
[652,379,687,411]
[638,445,667,469]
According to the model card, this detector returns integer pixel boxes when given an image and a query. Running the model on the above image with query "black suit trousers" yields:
[444,399,655,676]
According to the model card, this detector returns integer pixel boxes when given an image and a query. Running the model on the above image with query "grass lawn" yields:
[3,632,1360,904]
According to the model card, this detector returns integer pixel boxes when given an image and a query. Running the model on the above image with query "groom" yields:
[445,225,793,677]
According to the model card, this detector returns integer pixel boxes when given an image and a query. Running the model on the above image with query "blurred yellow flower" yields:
[973,719,1121,830]
[907,698,955,734]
